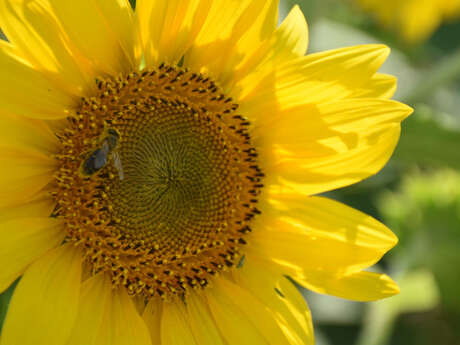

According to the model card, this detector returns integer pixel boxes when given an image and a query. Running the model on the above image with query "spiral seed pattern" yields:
[53,64,263,299]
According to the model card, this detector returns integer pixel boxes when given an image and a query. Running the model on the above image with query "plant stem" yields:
[355,302,396,345]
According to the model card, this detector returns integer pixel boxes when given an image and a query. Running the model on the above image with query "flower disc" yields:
[54,64,263,298]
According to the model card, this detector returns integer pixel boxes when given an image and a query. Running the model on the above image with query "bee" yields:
[80,128,124,179]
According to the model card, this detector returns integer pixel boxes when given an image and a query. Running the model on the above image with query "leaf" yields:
[394,105,460,169]
[387,270,440,315]
[0,280,18,333]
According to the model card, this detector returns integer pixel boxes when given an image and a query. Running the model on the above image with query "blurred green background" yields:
[279,1,460,345]
[1,0,460,344]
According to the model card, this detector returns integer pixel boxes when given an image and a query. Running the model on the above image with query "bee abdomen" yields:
[82,148,108,175]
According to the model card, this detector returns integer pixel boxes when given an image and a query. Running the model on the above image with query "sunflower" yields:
[0,1,412,344]
[355,0,460,43]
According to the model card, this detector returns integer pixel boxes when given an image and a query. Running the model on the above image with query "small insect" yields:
[80,128,124,179]
[237,255,245,269]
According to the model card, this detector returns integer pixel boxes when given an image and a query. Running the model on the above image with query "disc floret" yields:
[53,64,263,298]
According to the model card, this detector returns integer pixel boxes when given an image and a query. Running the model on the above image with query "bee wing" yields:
[101,140,111,154]
[111,151,124,180]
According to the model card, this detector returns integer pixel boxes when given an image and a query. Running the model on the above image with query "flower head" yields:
[356,0,460,43]
[0,1,412,344]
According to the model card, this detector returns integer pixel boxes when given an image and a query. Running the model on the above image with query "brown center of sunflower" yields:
[53,64,263,298]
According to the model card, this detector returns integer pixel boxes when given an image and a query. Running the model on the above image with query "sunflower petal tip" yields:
[375,44,391,59]
[403,104,415,118]
[387,229,399,250]
[380,274,401,297]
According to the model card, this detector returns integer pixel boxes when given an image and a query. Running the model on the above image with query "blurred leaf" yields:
[379,170,460,311]
[404,47,460,104]
[0,29,7,41]
[283,0,322,24]
[394,105,460,169]
[315,329,333,345]
[0,281,18,333]
[429,20,460,53]
[356,270,440,345]
[301,290,363,324]
[129,0,136,10]
[387,270,440,315]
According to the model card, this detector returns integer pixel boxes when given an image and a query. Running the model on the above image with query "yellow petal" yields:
[136,0,213,67]
[0,114,58,155]
[132,295,148,316]
[295,270,400,301]
[233,256,314,345]
[206,280,270,345]
[255,92,410,145]
[0,217,64,293]
[0,0,90,95]
[239,44,391,116]
[95,287,152,345]
[1,244,82,345]
[276,277,315,345]
[185,0,278,85]
[229,5,308,89]
[249,195,397,275]
[1,0,141,94]
[0,40,77,119]
[213,277,293,345]
[47,0,141,76]
[260,99,412,195]
[273,125,400,196]
[0,196,55,223]
[0,150,56,208]
[66,274,112,345]
[161,300,197,345]
[267,195,398,258]
[276,5,309,56]
[143,297,163,345]
[350,73,397,99]
[187,292,227,345]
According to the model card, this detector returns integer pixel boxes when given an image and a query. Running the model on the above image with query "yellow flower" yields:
[356,0,460,43]
[0,1,412,344]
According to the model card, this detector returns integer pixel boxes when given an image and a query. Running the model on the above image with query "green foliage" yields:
[379,170,460,311]
[394,106,460,169]
[129,0,136,10]
[0,281,18,333]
